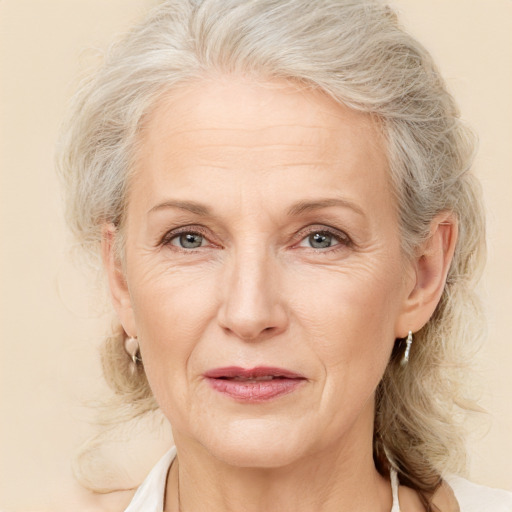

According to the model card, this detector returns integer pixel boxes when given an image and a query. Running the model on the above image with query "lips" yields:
[204,366,305,379]
[204,366,306,402]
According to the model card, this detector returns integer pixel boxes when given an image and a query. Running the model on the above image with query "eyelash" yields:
[160,225,353,253]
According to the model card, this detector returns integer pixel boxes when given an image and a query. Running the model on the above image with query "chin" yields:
[198,418,309,469]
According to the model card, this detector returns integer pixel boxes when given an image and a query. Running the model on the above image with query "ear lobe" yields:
[101,223,137,338]
[396,212,458,336]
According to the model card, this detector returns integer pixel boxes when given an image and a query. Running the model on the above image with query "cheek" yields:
[127,260,221,388]
[288,260,403,380]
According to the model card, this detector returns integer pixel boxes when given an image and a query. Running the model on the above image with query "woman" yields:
[57,0,512,510]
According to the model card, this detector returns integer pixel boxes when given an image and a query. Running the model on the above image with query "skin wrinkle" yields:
[104,76,456,512]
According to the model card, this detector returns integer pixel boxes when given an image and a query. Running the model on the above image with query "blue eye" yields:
[307,232,336,249]
[307,231,339,249]
[298,229,349,250]
[170,232,206,249]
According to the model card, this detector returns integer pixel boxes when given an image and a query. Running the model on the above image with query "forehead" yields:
[133,76,392,216]
[140,76,385,156]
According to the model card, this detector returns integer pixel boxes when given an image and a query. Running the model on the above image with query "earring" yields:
[401,331,413,366]
[124,336,142,368]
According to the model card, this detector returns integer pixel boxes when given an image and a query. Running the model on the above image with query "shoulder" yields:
[445,475,512,512]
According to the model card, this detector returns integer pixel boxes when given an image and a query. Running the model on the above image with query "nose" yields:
[217,247,289,342]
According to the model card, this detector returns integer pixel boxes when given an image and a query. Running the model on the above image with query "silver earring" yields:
[124,336,142,366]
[401,331,413,365]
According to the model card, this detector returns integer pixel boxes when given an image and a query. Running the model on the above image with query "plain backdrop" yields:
[1,1,511,510]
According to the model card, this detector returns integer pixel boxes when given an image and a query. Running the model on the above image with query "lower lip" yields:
[206,378,305,402]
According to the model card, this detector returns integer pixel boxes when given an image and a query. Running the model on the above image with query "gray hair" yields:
[57,0,486,505]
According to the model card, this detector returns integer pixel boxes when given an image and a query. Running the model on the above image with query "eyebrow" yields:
[148,197,364,218]
[286,198,365,217]
[148,200,211,216]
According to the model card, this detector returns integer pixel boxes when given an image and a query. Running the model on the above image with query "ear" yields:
[395,212,458,337]
[101,223,137,338]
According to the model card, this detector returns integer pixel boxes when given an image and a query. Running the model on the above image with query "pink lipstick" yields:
[204,366,306,402]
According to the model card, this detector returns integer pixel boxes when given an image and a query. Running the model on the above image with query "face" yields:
[113,76,416,468]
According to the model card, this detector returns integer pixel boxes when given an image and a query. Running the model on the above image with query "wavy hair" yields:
[57,0,486,508]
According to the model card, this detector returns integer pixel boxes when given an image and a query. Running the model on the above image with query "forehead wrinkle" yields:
[167,140,338,170]
[179,162,334,172]
[157,126,339,151]
[179,141,326,149]
[175,145,333,157]
[158,123,334,134]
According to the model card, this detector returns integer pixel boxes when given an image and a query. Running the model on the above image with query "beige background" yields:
[1,1,511,510]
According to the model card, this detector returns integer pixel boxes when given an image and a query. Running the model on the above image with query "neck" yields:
[165,421,392,512]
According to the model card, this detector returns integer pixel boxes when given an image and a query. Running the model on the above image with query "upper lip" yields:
[203,366,306,379]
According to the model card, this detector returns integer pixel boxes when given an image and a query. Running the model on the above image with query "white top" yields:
[125,447,512,512]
